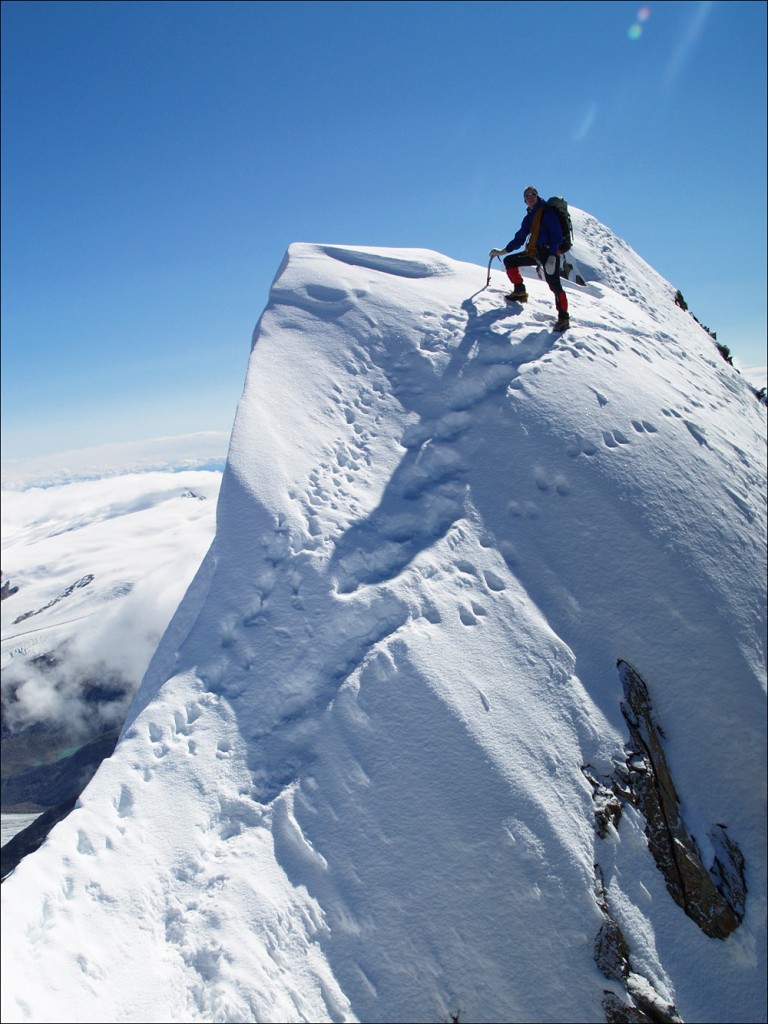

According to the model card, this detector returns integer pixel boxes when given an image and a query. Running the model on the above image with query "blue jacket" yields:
[506,199,563,255]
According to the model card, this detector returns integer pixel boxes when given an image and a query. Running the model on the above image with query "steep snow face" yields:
[2,214,766,1024]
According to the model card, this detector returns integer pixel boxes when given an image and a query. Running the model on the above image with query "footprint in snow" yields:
[77,830,96,856]
[554,475,571,495]
[684,420,710,447]
[567,436,599,457]
[602,430,631,448]
[534,466,572,494]
[460,601,487,626]
[455,560,478,578]
[483,570,507,592]
[115,784,133,819]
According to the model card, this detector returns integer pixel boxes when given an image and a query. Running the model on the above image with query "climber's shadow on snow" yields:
[330,293,551,594]
[456,294,553,370]
[330,432,467,593]
[444,293,521,369]
[434,295,553,414]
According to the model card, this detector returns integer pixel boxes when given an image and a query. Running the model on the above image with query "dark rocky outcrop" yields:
[594,866,683,1023]
[616,659,746,939]
[582,765,624,839]
[585,661,748,1022]
[12,573,94,624]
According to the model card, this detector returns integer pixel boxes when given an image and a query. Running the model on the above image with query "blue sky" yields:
[2,0,766,466]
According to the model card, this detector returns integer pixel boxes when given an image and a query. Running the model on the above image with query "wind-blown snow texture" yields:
[2,209,766,1024]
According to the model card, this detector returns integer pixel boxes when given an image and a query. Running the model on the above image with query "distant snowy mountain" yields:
[1,470,221,811]
[2,210,766,1024]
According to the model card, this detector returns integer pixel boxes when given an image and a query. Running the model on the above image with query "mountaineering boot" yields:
[505,284,528,303]
[553,313,570,333]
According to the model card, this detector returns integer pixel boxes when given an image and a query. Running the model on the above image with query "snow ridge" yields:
[2,216,766,1024]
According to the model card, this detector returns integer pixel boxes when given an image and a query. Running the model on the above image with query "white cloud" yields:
[1,431,229,490]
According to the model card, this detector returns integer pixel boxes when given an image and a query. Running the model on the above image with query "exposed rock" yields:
[1,574,19,600]
[708,823,747,922]
[12,573,94,624]
[587,661,748,1019]
[582,765,623,838]
[602,981,683,1024]
[594,867,631,981]
[596,919,631,981]
[602,991,653,1023]
[617,660,746,939]
[625,974,683,1024]
[593,866,682,1022]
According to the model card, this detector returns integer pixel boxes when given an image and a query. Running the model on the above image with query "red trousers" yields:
[504,253,568,314]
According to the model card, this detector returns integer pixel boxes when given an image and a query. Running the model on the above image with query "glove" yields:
[544,254,557,275]
[489,248,506,258]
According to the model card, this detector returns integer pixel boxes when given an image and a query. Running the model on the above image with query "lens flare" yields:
[628,5,650,40]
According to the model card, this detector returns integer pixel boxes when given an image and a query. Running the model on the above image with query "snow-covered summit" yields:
[2,212,766,1024]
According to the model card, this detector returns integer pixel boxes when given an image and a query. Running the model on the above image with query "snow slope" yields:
[1,209,766,1024]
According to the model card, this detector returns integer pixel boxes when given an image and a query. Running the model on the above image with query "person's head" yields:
[524,186,539,208]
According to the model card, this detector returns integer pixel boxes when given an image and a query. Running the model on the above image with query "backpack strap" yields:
[525,207,545,256]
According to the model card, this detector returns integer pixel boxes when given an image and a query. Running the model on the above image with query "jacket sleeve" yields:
[541,207,563,254]
[506,210,533,252]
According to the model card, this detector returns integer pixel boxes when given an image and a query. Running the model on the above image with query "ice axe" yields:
[486,253,499,287]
